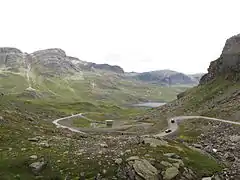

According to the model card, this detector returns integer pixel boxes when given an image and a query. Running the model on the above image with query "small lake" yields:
[131,102,166,108]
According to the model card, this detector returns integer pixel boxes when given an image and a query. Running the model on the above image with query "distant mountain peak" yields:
[126,69,203,85]
[0,48,124,75]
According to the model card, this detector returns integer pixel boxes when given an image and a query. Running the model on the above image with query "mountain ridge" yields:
[0,47,202,101]
[0,47,194,104]
[0,47,203,78]
[126,69,203,85]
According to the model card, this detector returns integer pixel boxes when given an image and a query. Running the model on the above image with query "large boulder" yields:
[29,161,46,172]
[163,167,179,180]
[132,159,159,180]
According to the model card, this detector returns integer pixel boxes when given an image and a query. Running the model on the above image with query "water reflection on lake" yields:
[131,102,166,108]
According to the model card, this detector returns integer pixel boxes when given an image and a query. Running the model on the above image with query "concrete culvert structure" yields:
[105,120,114,128]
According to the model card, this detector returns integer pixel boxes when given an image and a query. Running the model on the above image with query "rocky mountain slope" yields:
[144,34,240,179]
[200,34,240,84]
[0,48,194,104]
[0,96,222,179]
[0,48,124,75]
[147,33,240,122]
[126,70,203,85]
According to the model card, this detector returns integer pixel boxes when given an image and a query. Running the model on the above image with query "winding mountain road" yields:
[154,116,240,137]
[52,113,152,134]
[52,113,86,134]
[52,114,240,136]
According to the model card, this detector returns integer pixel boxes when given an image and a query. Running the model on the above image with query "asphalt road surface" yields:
[53,114,240,136]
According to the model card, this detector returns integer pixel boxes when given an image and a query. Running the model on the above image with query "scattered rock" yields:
[229,135,240,142]
[63,151,69,154]
[168,158,184,167]
[29,161,46,172]
[29,155,38,160]
[39,141,50,148]
[202,177,212,180]
[212,175,221,180]
[133,159,159,180]
[125,149,131,154]
[224,152,235,162]
[182,167,196,180]
[212,149,217,153]
[164,153,181,159]
[115,158,123,165]
[172,162,181,169]
[160,161,172,167]
[131,136,144,144]
[102,169,107,174]
[100,143,108,148]
[163,167,179,180]
[127,156,140,162]
[193,144,203,149]
[143,137,169,147]
[14,174,20,179]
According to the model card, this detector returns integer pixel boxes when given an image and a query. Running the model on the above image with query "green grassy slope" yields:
[0,81,223,179]
[0,69,191,105]
[0,106,222,179]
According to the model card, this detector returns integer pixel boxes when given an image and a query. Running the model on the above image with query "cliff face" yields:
[0,48,124,75]
[0,48,23,67]
[200,34,240,84]
[90,63,124,74]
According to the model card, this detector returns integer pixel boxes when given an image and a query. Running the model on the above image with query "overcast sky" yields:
[1,0,240,73]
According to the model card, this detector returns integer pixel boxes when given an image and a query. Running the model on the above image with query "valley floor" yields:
[0,96,226,180]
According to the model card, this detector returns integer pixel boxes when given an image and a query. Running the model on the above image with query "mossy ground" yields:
[0,95,223,179]
[133,141,223,177]
[0,71,190,105]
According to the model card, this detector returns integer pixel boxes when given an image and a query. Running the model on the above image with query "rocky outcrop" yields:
[30,48,81,76]
[200,34,240,84]
[163,167,179,180]
[29,161,46,173]
[91,63,124,73]
[80,62,124,73]
[0,47,22,54]
[31,48,66,57]
[132,159,159,180]
[0,48,23,69]
[0,47,125,75]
